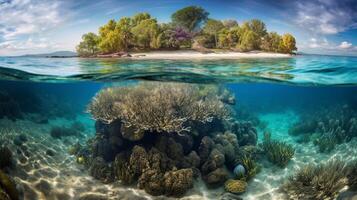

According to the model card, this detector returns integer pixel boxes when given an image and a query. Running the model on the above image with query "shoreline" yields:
[82,50,293,60]
[130,50,292,60]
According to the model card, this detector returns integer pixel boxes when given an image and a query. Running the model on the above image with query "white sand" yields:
[130,50,292,60]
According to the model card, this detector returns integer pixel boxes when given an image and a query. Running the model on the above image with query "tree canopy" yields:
[76,6,297,56]
[171,6,209,32]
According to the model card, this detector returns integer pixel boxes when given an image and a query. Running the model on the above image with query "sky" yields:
[0,0,356,56]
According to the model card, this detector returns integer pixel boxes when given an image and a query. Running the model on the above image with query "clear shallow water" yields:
[0,54,356,85]
[0,56,357,200]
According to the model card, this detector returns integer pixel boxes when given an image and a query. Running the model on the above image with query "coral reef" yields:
[283,159,350,200]
[224,179,247,194]
[289,104,357,153]
[80,83,260,197]
[87,83,230,134]
[262,132,294,167]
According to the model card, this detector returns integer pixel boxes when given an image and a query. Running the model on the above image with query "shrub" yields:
[87,83,230,135]
[262,132,294,167]
[283,159,349,200]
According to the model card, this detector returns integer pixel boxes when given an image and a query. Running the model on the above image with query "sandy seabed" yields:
[1,111,356,200]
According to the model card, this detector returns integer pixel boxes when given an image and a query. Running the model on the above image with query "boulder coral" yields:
[224,179,247,194]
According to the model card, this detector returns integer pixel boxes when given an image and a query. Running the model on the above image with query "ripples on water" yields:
[0,54,356,85]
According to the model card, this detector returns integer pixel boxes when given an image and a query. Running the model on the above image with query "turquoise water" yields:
[1,54,357,84]
[0,55,356,200]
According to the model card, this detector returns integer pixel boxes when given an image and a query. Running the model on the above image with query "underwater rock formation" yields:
[80,83,261,198]
[231,121,257,146]
[50,125,82,139]
[0,170,19,200]
[0,146,13,169]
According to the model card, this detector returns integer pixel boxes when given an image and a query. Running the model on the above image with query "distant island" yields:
[76,6,297,58]
[20,51,77,58]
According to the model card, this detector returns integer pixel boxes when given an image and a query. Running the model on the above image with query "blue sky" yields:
[0,0,356,56]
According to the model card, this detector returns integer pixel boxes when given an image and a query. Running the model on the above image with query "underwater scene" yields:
[0,55,356,200]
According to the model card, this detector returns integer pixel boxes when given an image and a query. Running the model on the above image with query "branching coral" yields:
[262,132,294,167]
[87,82,230,134]
[283,159,350,200]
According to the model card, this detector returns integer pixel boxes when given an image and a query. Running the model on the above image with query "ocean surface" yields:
[0,55,356,200]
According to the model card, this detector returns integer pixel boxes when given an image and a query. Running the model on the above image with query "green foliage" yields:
[171,6,209,32]
[237,30,259,52]
[76,7,297,56]
[131,18,160,49]
[280,33,297,54]
[76,32,99,56]
[203,19,224,48]
[260,32,281,52]
[262,132,295,167]
[239,155,260,180]
[283,160,350,200]
[218,27,240,48]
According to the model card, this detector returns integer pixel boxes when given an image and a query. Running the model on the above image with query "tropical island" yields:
[76,6,297,59]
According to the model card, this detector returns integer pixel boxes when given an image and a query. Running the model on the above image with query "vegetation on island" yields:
[76,6,297,57]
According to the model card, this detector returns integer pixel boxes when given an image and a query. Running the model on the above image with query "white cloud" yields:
[339,41,353,49]
[295,0,357,35]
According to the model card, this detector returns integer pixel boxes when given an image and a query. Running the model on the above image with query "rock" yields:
[138,169,165,196]
[0,170,19,200]
[121,125,145,141]
[163,169,193,197]
[50,126,78,139]
[13,134,27,146]
[203,168,228,188]
[129,146,149,175]
[224,179,247,194]
[0,146,12,169]
[198,136,215,163]
[89,157,114,184]
[46,149,55,157]
[113,152,135,185]
[232,121,258,146]
[201,149,225,175]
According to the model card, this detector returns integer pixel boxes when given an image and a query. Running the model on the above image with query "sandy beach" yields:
[130,50,292,60]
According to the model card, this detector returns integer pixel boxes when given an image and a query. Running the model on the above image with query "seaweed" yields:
[262,132,294,167]
[283,159,349,200]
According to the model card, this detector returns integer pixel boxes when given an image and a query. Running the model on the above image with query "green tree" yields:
[261,32,282,52]
[131,19,160,49]
[171,6,209,32]
[131,13,151,27]
[237,30,259,52]
[76,32,99,56]
[218,26,240,48]
[116,17,133,50]
[98,19,119,53]
[249,19,267,38]
[203,19,224,48]
[280,33,297,54]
